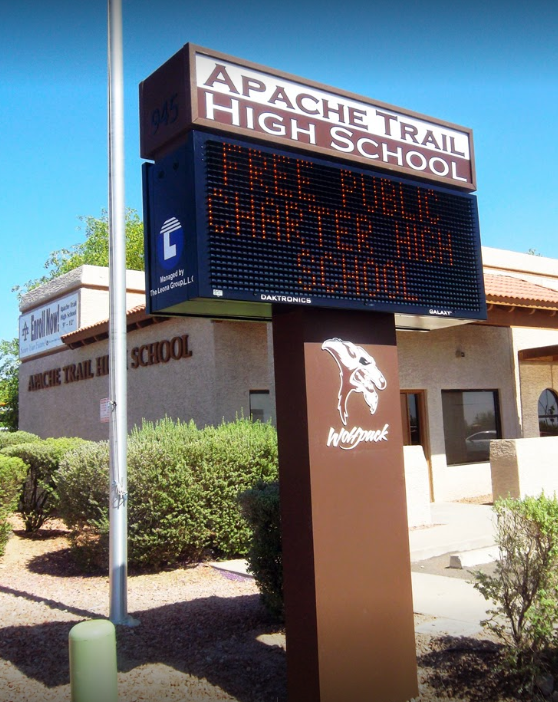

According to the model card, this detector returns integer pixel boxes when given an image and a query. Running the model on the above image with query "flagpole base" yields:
[110,614,140,627]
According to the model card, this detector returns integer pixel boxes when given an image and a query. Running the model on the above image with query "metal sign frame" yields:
[143,130,486,325]
[140,43,476,191]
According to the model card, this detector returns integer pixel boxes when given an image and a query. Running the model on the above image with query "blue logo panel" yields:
[156,216,184,270]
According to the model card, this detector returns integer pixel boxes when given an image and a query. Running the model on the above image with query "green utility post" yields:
[69,620,118,702]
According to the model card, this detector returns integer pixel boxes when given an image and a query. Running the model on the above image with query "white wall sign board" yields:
[19,292,79,359]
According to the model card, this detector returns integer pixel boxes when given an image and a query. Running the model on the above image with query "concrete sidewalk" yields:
[410,502,496,635]
[412,570,491,636]
[409,502,496,562]
[212,501,498,637]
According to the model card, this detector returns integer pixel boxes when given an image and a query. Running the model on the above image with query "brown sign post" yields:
[272,305,418,702]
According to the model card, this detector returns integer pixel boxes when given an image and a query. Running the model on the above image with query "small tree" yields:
[7,210,145,415]
[13,208,144,296]
[0,339,19,431]
[474,494,558,679]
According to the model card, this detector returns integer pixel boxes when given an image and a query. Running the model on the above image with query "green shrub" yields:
[473,493,558,680]
[0,456,27,555]
[2,437,89,532]
[56,441,110,569]
[239,480,283,619]
[57,417,279,571]
[57,422,205,571]
[129,416,199,446]
[0,431,40,450]
[126,423,209,568]
[191,419,278,556]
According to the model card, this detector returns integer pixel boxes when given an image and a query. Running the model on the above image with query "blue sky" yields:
[1,0,557,342]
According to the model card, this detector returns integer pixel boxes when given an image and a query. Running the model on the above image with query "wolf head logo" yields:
[322,338,387,425]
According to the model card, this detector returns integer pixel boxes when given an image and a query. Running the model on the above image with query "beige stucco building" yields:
[18,246,558,518]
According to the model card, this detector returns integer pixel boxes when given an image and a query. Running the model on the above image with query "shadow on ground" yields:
[12,527,69,541]
[418,635,525,701]
[27,546,102,578]
[0,586,286,702]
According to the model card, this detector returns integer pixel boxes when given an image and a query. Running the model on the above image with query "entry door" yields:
[400,391,426,446]
[400,390,432,499]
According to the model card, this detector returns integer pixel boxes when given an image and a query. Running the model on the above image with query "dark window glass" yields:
[538,389,558,437]
[408,394,421,446]
[442,390,501,465]
[250,390,273,424]
[401,392,422,446]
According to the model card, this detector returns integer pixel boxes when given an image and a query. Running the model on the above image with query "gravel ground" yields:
[0,519,286,702]
[0,518,524,702]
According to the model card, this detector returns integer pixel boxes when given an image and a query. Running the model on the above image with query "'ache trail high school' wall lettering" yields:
[27,335,192,391]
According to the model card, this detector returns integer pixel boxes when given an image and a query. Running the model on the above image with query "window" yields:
[400,392,424,447]
[250,390,273,424]
[442,390,501,465]
[538,389,558,437]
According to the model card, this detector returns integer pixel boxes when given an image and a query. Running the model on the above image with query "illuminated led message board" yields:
[143,131,486,326]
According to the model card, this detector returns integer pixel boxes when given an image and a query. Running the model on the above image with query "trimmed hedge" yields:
[185,419,279,556]
[0,456,27,555]
[126,419,208,568]
[55,441,110,567]
[56,417,278,571]
[239,480,283,619]
[1,437,89,532]
[0,431,40,450]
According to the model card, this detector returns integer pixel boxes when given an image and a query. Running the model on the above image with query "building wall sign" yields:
[26,335,192,392]
[19,293,79,360]
[139,44,475,190]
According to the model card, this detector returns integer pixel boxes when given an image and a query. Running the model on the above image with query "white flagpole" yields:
[107,0,137,626]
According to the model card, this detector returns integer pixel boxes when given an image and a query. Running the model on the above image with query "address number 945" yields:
[151,93,179,135]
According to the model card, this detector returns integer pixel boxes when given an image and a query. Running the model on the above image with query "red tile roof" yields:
[61,304,165,348]
[484,274,558,310]
[60,272,558,346]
